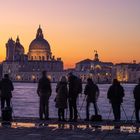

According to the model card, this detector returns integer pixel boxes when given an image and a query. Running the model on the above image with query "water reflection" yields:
[46,123,140,133]
[120,126,140,133]
[101,125,114,131]
[0,122,35,128]
[0,122,140,133]
[12,122,35,128]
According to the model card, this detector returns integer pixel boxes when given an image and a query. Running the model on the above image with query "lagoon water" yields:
[4,83,137,120]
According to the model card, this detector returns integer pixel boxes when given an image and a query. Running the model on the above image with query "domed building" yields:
[3,26,64,82]
[28,25,52,61]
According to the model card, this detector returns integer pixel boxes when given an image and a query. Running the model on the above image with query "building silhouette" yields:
[2,26,140,83]
[75,51,115,83]
[3,26,63,82]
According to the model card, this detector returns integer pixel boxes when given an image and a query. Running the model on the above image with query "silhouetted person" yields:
[37,71,52,120]
[84,78,99,121]
[55,76,68,121]
[0,74,14,109]
[133,78,140,123]
[107,79,124,121]
[68,72,82,122]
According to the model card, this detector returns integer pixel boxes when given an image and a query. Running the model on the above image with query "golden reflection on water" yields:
[0,122,35,128]
[44,124,140,133]
[12,122,36,128]
[101,125,114,131]
[0,122,140,133]
[120,126,140,133]
[47,124,93,130]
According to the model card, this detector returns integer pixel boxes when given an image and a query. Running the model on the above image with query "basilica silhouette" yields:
[3,26,63,82]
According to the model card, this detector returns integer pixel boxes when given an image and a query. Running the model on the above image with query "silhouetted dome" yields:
[29,25,51,52]
[29,38,51,51]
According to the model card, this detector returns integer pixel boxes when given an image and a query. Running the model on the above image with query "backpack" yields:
[90,114,102,122]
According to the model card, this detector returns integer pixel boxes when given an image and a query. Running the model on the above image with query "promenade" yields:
[0,118,140,140]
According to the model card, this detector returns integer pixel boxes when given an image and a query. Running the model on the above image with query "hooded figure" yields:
[107,79,124,121]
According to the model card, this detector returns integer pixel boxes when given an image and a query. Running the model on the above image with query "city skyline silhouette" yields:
[0,0,140,68]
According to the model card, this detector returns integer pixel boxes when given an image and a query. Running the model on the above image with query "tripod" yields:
[79,95,87,112]
[107,107,112,120]
[107,104,128,122]
[67,97,82,121]
[10,100,16,122]
[131,110,135,121]
[79,95,101,118]
[121,105,128,122]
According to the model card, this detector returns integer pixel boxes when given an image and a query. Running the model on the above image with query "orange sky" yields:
[0,0,140,68]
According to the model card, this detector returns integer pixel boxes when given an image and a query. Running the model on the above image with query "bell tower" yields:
[94,50,99,61]
[14,36,25,61]
[6,38,15,61]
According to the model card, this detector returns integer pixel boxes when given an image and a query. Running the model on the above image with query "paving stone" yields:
[126,134,140,140]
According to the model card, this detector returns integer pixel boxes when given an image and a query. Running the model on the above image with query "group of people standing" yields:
[37,71,82,122]
[0,71,140,123]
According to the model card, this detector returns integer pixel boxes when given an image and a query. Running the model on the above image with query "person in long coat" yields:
[55,76,68,121]
[107,79,124,121]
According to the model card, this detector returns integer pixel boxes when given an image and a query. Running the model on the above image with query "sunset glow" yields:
[0,0,140,68]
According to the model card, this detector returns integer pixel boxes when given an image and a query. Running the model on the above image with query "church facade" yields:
[2,26,64,82]
[75,51,115,83]
[115,62,140,83]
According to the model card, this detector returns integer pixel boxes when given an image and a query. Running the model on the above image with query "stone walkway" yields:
[0,118,140,140]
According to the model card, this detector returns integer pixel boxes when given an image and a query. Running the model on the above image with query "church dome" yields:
[28,26,52,61]
[29,25,51,52]
[29,38,51,51]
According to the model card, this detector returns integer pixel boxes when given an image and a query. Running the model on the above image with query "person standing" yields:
[107,79,124,121]
[55,76,68,121]
[0,74,14,110]
[133,78,140,123]
[37,71,52,120]
[84,78,99,121]
[68,72,82,122]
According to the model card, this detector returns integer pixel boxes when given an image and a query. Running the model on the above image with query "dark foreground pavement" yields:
[0,118,140,140]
